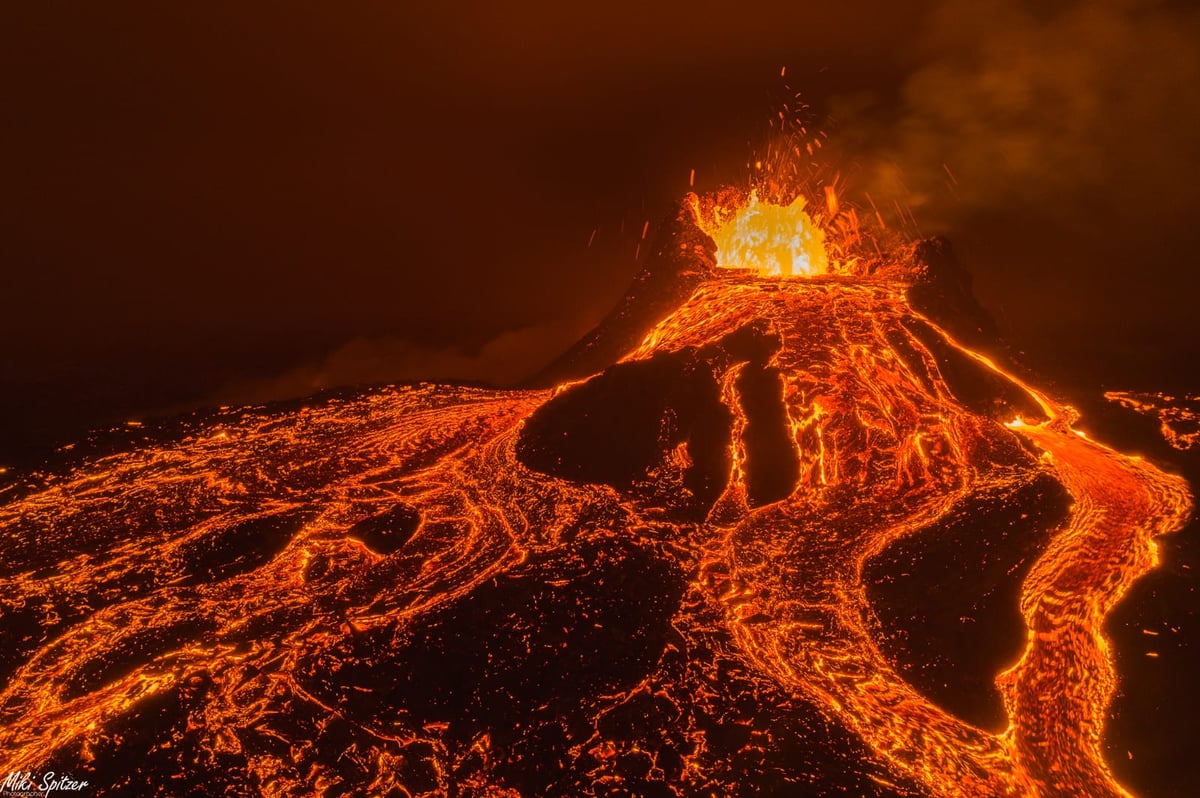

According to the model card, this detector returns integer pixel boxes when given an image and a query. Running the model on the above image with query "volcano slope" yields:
[0,212,1190,797]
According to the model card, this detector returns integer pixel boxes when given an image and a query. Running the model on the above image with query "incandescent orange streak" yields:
[0,196,1191,796]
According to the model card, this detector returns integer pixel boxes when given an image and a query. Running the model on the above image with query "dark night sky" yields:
[3,0,1199,463]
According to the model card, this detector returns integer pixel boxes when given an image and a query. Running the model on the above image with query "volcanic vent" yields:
[0,194,1190,797]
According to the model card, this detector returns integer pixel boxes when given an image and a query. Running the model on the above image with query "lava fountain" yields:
[0,185,1191,796]
[692,190,830,276]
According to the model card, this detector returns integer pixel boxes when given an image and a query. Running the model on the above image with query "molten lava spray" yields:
[694,190,830,276]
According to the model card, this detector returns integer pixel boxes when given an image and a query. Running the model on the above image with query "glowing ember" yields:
[694,190,830,277]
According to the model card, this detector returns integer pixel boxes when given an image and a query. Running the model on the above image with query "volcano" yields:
[0,198,1192,797]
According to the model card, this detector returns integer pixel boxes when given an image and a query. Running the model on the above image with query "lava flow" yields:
[1105,391,1200,452]
[0,190,1191,797]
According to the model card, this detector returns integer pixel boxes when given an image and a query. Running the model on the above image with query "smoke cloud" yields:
[829,0,1200,237]
[214,318,594,406]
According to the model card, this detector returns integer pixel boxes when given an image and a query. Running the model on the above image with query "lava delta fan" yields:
[0,199,1190,797]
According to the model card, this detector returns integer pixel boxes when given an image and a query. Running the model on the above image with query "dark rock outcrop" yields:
[530,202,716,386]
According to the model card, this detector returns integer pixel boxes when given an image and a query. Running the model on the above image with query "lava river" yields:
[0,242,1191,796]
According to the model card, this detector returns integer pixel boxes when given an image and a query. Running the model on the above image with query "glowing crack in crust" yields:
[1105,391,1200,451]
[0,202,1190,796]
